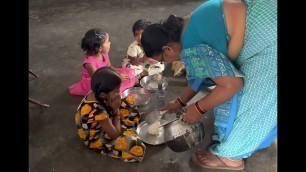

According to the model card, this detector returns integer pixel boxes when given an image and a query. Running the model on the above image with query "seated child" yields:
[69,28,136,96]
[75,67,146,162]
[122,19,164,78]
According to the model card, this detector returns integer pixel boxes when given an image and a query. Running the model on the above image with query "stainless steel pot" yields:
[163,108,205,152]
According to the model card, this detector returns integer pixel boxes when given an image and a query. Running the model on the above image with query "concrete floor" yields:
[29,0,277,171]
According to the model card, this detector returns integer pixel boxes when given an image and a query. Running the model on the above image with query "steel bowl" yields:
[163,109,205,152]
[140,75,168,92]
[121,87,151,106]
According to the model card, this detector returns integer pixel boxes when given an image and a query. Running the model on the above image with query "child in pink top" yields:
[69,28,136,96]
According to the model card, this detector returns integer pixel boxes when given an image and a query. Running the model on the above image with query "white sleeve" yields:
[127,45,138,58]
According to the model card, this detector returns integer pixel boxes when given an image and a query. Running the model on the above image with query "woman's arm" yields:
[224,0,247,60]
[178,86,198,105]
[162,85,197,113]
[198,76,243,110]
[182,76,243,123]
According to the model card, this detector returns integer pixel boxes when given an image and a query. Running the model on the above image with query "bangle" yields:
[195,101,206,114]
[176,97,187,107]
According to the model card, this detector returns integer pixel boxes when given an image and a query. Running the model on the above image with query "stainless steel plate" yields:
[121,87,151,106]
[140,75,168,92]
[136,120,167,145]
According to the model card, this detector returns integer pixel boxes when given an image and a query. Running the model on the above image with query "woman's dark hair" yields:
[141,14,183,57]
[81,28,108,56]
[132,19,151,36]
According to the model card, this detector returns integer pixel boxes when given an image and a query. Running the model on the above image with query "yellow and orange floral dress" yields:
[75,96,146,162]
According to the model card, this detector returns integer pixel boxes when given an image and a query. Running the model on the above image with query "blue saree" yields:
[181,0,277,159]
[180,44,243,144]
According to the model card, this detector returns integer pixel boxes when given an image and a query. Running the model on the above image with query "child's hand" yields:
[140,70,148,77]
[119,73,130,81]
[109,94,121,112]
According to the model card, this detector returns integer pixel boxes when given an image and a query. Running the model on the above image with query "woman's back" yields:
[182,0,229,56]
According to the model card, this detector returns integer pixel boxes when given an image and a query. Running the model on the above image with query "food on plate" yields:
[148,82,158,89]
[153,73,162,80]
[148,121,161,135]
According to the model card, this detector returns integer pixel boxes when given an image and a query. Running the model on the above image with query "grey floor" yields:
[29,0,277,171]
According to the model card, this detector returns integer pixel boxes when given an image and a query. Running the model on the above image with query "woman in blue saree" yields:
[141,0,277,170]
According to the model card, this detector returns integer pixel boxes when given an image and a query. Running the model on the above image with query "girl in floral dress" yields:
[75,67,146,162]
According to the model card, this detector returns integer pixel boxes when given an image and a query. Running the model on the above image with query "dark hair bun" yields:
[161,14,184,42]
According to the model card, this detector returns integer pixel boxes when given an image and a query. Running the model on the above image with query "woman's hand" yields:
[161,100,182,114]
[182,104,203,124]
[119,72,130,81]
[109,94,121,113]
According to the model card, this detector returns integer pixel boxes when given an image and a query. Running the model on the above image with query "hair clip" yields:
[95,31,102,39]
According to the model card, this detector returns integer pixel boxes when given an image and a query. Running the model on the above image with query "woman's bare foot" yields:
[195,149,206,157]
[197,151,243,168]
